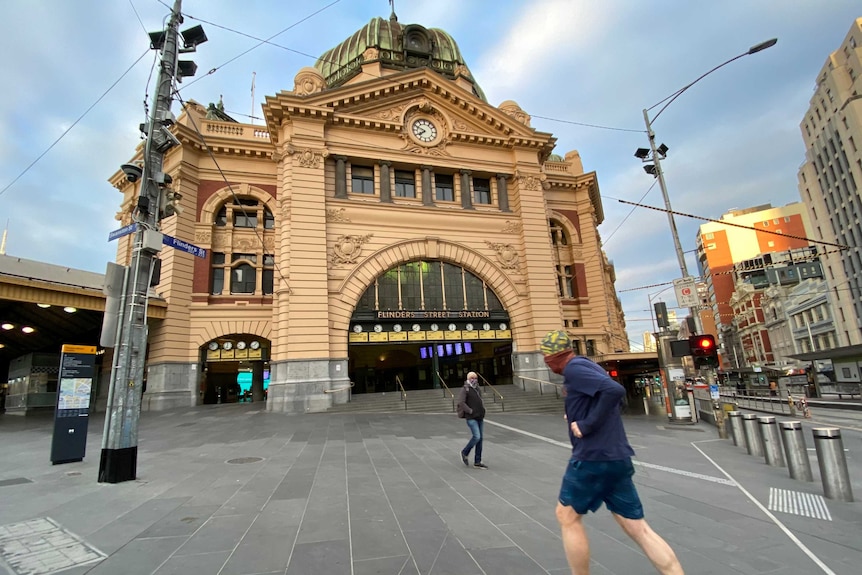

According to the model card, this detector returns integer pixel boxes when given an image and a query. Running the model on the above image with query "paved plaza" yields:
[1,404,860,574]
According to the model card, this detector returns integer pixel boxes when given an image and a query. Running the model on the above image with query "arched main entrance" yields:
[347,260,513,393]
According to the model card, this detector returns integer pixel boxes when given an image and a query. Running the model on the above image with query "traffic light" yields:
[688,334,718,369]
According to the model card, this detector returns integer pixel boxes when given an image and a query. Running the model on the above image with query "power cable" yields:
[530,114,643,134]
[178,0,344,91]
[614,198,851,250]
[601,179,657,246]
[0,49,151,201]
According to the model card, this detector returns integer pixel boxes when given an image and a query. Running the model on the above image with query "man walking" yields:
[457,371,488,469]
[541,330,683,574]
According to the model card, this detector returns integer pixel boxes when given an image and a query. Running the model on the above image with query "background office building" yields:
[797,17,862,348]
[111,14,627,413]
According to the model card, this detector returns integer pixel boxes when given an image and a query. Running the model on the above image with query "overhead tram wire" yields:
[601,179,657,247]
[176,0,344,91]
[174,89,290,292]
[613,197,851,251]
[0,49,151,201]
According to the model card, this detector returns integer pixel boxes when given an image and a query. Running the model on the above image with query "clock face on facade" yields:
[208,341,219,351]
[465,323,474,331]
[222,341,233,351]
[393,324,402,332]
[250,340,260,350]
[353,325,363,333]
[411,119,437,143]
[483,323,491,331]
[430,323,439,332]
[412,324,421,332]
[236,341,247,350]
[448,323,457,331]
[499,323,508,330]
[374,324,383,333]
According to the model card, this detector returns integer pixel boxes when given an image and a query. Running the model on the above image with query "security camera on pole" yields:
[99,0,206,483]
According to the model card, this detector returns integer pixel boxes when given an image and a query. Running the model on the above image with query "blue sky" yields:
[0,1,859,350]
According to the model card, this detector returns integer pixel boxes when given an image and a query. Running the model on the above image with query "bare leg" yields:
[612,513,684,574]
[556,502,590,575]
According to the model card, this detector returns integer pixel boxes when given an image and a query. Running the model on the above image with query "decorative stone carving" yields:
[236,237,258,251]
[293,67,325,96]
[326,208,351,222]
[452,119,478,133]
[196,230,212,244]
[362,47,379,61]
[330,234,373,267]
[286,144,329,168]
[271,151,283,163]
[263,236,275,251]
[515,170,549,191]
[400,106,451,156]
[500,221,523,234]
[454,64,472,78]
[212,231,229,250]
[499,100,531,127]
[372,104,406,121]
[485,241,521,272]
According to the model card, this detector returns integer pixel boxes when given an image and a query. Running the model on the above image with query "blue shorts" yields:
[558,458,644,520]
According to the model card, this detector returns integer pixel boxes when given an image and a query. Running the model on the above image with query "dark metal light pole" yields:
[99,0,205,483]
[637,38,778,334]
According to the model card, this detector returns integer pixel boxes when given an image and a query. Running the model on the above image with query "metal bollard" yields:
[727,411,744,446]
[813,428,854,501]
[780,421,813,481]
[741,414,763,457]
[758,416,785,467]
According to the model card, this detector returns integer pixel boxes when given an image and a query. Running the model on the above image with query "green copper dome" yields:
[315,16,486,101]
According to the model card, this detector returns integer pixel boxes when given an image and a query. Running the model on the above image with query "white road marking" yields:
[691,442,837,575]
[485,420,735,485]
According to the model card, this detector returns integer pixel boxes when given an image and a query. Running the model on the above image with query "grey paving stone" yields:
[85,535,187,575]
[174,513,256,555]
[153,550,231,575]
[469,545,546,575]
[353,554,418,575]
[285,539,351,575]
[137,504,221,538]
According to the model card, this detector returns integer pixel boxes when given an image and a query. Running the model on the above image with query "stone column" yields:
[460,170,473,210]
[379,160,392,203]
[421,166,434,206]
[334,155,347,199]
[496,174,511,212]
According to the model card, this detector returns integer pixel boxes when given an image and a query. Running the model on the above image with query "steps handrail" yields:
[323,381,355,403]
[435,371,456,412]
[395,375,407,409]
[476,373,504,411]
[515,375,563,399]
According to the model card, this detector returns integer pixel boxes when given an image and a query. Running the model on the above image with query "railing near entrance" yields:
[395,376,408,410]
[515,375,563,399]
[476,373,504,411]
[324,381,355,403]
[435,371,456,412]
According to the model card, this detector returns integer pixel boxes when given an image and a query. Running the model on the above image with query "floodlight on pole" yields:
[636,38,777,333]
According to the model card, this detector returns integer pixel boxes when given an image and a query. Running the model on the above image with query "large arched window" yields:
[210,252,276,295]
[356,261,502,312]
[214,197,274,230]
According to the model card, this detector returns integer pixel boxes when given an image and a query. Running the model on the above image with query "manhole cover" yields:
[226,457,263,465]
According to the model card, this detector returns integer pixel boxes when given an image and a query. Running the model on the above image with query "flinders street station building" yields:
[109,13,628,413]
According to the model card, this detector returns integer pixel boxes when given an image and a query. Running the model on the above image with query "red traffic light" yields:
[609,370,619,377]
[688,334,717,356]
[695,337,713,350]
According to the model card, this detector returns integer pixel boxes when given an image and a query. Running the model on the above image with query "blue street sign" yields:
[108,223,138,242]
[162,234,207,259]
[709,384,720,400]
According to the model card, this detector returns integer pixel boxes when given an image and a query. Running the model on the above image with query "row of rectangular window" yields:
[350,165,495,205]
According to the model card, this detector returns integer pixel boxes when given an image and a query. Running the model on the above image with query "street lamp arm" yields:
[648,38,777,123]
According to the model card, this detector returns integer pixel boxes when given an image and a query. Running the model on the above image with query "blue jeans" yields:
[462,418,483,463]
